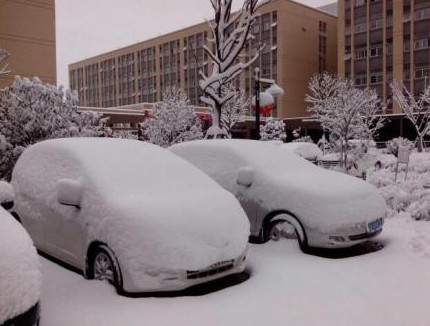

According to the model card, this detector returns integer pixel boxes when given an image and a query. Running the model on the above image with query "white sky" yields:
[55,0,335,87]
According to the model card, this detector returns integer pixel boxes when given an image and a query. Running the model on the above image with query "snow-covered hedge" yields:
[0,76,106,180]
[367,152,430,220]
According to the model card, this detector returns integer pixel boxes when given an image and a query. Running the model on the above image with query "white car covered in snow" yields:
[0,207,41,326]
[11,138,249,294]
[170,140,388,250]
[282,142,323,163]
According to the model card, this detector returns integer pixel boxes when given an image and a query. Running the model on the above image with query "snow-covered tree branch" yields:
[392,82,430,152]
[220,83,250,138]
[201,0,264,138]
[141,88,203,147]
[0,49,10,77]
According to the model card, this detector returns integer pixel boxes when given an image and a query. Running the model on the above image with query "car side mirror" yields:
[0,181,15,210]
[57,179,83,209]
[236,167,254,188]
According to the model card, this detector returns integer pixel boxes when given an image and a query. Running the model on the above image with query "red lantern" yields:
[251,92,275,116]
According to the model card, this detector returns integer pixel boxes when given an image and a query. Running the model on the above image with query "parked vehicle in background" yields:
[11,138,249,294]
[170,139,388,251]
[282,142,323,163]
[0,207,41,326]
[0,181,15,210]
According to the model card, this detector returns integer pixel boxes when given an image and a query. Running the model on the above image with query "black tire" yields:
[88,245,123,293]
[264,216,308,251]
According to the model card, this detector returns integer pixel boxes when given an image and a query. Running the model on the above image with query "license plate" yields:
[368,218,383,233]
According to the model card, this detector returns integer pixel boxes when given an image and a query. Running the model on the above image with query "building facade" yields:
[338,0,430,113]
[0,0,56,88]
[69,0,337,119]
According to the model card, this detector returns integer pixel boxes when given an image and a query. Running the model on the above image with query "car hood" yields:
[251,167,387,231]
[84,187,250,275]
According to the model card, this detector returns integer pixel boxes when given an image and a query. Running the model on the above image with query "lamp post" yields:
[253,67,285,139]
[254,67,261,140]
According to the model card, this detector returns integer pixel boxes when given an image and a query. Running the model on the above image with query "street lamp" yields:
[253,67,285,139]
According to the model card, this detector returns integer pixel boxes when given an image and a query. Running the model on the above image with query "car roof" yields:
[13,138,222,197]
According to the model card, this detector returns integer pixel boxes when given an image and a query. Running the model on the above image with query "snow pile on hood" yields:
[12,138,249,286]
[0,208,41,324]
[171,139,387,230]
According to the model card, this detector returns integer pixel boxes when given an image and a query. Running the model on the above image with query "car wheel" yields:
[265,215,308,251]
[89,245,123,293]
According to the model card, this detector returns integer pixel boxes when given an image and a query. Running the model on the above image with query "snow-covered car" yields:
[0,207,41,326]
[170,139,388,250]
[11,138,249,294]
[282,142,323,163]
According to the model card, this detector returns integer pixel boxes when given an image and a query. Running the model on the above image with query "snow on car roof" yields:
[0,208,41,325]
[171,139,388,229]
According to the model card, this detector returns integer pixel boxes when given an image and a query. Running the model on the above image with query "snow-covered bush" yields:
[292,136,314,143]
[112,129,139,140]
[367,152,430,219]
[142,88,203,147]
[386,137,414,157]
[0,76,106,180]
[260,118,286,142]
[407,197,430,221]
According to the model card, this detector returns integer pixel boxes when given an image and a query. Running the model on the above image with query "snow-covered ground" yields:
[39,213,430,326]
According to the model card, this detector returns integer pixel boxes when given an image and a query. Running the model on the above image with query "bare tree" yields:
[392,82,430,152]
[306,74,384,168]
[200,0,265,138]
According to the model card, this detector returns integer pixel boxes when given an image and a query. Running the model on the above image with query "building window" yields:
[414,8,430,21]
[414,67,430,80]
[370,73,383,85]
[355,0,365,7]
[387,43,393,55]
[355,22,367,34]
[354,48,367,59]
[414,38,429,51]
[370,46,382,58]
[355,75,367,86]
[370,18,383,30]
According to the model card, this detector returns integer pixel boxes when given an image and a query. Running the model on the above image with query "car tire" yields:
[265,215,308,251]
[88,245,123,293]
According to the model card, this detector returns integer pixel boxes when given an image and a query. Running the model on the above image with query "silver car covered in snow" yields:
[170,140,388,250]
[11,138,249,294]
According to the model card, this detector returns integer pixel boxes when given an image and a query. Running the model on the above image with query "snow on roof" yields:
[170,139,388,230]
[12,138,249,288]
[0,208,41,324]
